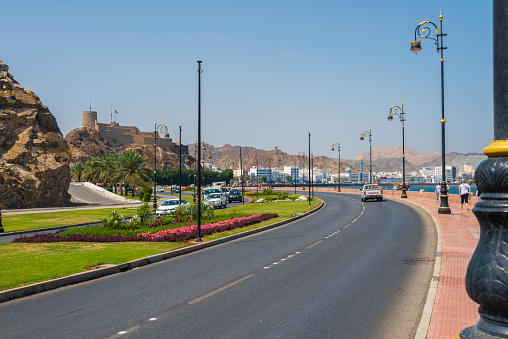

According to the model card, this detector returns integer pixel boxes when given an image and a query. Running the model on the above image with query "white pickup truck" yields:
[360,184,383,202]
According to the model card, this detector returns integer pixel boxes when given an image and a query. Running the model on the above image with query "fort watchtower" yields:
[82,110,98,130]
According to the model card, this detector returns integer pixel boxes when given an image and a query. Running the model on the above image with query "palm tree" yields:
[83,157,103,183]
[112,150,151,197]
[70,162,85,182]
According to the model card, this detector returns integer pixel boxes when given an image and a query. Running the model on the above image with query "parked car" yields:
[228,189,243,203]
[360,184,383,202]
[205,193,227,209]
[156,187,164,193]
[156,198,190,215]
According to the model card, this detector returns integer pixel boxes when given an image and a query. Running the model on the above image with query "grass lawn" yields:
[1,197,320,291]
[0,242,185,290]
[2,208,139,233]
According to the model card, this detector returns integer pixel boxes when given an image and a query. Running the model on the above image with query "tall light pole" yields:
[239,146,244,205]
[196,60,202,242]
[179,126,182,205]
[308,133,311,207]
[331,142,341,192]
[153,122,169,212]
[360,129,373,184]
[461,2,508,337]
[387,103,407,198]
[411,10,450,214]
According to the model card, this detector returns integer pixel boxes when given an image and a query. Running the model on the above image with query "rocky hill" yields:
[354,146,485,172]
[65,127,195,170]
[187,143,485,174]
[187,143,356,173]
[0,60,71,208]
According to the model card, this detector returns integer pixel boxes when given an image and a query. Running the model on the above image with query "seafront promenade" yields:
[300,186,480,338]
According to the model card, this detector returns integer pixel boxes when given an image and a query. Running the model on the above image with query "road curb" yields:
[382,196,443,339]
[0,199,324,303]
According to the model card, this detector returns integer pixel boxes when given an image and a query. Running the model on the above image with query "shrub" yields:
[263,188,273,195]
[278,191,289,200]
[137,202,152,222]
[102,210,124,229]
[138,186,153,203]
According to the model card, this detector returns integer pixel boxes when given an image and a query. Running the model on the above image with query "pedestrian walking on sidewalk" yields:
[476,185,482,201]
[459,179,471,210]
[435,183,441,203]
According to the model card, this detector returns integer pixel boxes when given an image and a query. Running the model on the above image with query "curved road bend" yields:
[0,192,436,339]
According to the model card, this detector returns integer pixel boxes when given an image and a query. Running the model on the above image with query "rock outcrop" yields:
[0,60,71,209]
[65,127,195,170]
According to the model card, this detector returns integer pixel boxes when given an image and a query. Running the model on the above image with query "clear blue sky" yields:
[3,0,493,160]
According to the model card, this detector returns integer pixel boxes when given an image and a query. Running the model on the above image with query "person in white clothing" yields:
[459,179,471,210]
[435,184,441,203]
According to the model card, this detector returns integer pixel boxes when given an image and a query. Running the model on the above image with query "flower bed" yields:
[12,213,279,243]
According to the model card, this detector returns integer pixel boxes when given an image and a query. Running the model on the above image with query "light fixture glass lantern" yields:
[410,40,422,54]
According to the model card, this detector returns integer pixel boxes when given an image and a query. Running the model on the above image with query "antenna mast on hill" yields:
[110,107,112,124]
[89,98,92,112]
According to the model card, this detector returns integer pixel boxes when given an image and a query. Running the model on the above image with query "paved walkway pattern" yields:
[388,193,480,339]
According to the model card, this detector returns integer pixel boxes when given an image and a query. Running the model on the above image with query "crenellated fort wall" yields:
[82,111,188,154]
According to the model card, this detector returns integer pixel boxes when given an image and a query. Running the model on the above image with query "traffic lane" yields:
[0,194,364,338]
[124,194,435,338]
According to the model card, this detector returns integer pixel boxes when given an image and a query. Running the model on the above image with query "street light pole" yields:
[388,103,407,198]
[197,60,202,242]
[240,146,244,205]
[308,133,311,207]
[332,142,341,192]
[179,125,182,205]
[411,10,450,214]
[153,122,169,212]
[360,129,373,184]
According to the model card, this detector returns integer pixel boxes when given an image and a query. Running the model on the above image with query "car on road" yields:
[156,198,190,215]
[360,184,383,202]
[156,187,164,193]
[205,193,227,209]
[228,189,243,203]
[173,187,181,193]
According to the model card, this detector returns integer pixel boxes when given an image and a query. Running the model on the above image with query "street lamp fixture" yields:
[388,103,407,198]
[360,129,373,183]
[331,142,341,192]
[153,122,169,212]
[411,9,451,214]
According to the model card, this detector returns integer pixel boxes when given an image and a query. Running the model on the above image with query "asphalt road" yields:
[0,192,436,338]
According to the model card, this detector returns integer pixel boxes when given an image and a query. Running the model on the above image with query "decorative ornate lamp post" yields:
[411,10,450,214]
[387,103,407,198]
[153,122,169,212]
[331,142,341,192]
[461,1,508,337]
[0,79,16,233]
[360,129,373,184]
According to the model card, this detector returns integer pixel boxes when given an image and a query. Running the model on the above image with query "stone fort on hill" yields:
[81,110,189,155]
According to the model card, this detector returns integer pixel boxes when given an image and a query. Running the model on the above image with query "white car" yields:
[205,193,227,209]
[156,198,190,215]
